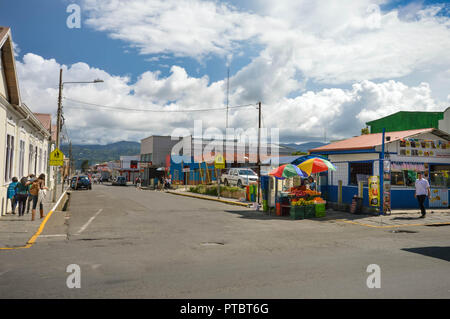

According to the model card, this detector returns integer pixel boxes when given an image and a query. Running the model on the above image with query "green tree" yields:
[292,151,308,156]
[361,127,370,135]
[81,160,90,172]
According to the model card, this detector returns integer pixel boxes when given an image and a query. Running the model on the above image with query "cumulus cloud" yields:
[15,53,445,145]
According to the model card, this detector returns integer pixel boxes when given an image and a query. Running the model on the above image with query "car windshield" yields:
[80,177,89,181]
[239,170,256,175]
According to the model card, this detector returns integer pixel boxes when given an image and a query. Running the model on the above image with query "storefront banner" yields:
[429,188,449,208]
[399,138,450,157]
[368,176,380,207]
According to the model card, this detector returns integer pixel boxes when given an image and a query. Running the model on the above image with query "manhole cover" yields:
[390,229,418,233]
[200,242,224,246]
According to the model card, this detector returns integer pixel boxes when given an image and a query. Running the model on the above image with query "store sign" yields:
[368,176,380,207]
[383,161,391,213]
[399,138,450,157]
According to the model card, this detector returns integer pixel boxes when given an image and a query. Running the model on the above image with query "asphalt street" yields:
[0,184,449,298]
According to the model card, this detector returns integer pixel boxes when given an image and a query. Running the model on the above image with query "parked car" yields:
[71,175,92,190]
[221,168,258,187]
[112,176,127,186]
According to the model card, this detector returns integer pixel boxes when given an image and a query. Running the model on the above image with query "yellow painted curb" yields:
[167,191,250,207]
[337,219,450,229]
[0,190,68,250]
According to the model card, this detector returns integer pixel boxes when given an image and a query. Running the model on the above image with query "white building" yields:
[0,27,51,216]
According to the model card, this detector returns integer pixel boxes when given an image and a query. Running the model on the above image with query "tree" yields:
[81,160,90,172]
[292,151,308,156]
[361,127,370,135]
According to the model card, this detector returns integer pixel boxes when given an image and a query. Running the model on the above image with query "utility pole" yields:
[69,141,72,177]
[46,124,52,190]
[52,68,63,202]
[226,67,229,128]
[257,101,261,207]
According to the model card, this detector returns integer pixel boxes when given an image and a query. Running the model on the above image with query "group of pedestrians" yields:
[6,173,48,221]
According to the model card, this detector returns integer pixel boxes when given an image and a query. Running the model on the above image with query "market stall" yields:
[268,158,336,219]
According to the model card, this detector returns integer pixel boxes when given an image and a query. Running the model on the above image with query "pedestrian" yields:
[136,177,141,189]
[414,172,431,218]
[29,173,48,221]
[7,177,19,214]
[15,177,30,217]
[25,174,36,214]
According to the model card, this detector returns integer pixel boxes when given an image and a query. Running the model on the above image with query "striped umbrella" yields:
[297,158,336,176]
[269,164,308,179]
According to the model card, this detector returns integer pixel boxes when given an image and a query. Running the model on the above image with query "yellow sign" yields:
[214,153,225,169]
[368,176,380,207]
[49,148,64,166]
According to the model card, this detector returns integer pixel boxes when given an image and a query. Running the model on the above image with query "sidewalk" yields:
[0,185,67,249]
[166,188,254,208]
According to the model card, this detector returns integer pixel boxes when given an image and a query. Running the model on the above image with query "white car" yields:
[221,168,258,187]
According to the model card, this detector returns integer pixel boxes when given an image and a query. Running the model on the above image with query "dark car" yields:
[71,175,92,190]
[112,176,127,186]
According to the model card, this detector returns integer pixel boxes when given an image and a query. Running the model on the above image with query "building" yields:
[114,155,140,182]
[366,108,450,134]
[0,27,51,216]
[309,128,450,209]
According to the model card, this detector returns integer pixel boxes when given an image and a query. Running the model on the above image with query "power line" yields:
[63,97,257,113]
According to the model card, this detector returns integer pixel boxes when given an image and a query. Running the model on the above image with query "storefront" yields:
[309,128,450,210]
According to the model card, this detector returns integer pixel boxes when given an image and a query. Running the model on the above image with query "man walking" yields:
[415,172,431,218]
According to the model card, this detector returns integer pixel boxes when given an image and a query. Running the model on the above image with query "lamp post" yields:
[52,68,103,202]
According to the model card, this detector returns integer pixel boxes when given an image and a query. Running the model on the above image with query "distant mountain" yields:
[61,141,140,169]
[281,142,328,153]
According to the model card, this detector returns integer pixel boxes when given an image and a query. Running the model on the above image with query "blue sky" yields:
[1,0,449,144]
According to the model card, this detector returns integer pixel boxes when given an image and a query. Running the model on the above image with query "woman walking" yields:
[15,177,30,217]
[7,177,19,214]
[29,174,48,221]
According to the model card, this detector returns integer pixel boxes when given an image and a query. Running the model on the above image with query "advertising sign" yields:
[383,160,391,213]
[214,153,225,169]
[368,176,380,207]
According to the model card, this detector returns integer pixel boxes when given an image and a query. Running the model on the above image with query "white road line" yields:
[76,209,103,235]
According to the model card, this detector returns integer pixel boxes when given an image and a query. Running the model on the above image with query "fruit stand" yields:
[288,187,326,219]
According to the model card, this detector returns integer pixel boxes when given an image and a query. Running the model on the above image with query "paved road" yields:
[1,184,449,298]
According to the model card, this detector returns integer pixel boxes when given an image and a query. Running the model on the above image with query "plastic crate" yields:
[290,206,305,220]
[315,203,326,218]
[304,205,316,219]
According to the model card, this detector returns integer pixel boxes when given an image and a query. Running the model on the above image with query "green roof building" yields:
[366,108,450,134]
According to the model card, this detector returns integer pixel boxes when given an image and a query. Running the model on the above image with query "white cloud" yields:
[15,53,446,145]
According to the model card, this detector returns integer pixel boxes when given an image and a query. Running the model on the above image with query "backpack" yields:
[29,180,40,196]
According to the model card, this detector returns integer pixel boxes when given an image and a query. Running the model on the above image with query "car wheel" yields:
[237,179,242,188]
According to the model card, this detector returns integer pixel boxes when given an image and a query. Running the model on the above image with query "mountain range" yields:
[61,141,328,169]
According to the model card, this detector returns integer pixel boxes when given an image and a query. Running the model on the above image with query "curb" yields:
[0,188,69,250]
[166,191,250,207]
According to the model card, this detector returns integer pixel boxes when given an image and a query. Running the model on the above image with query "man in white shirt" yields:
[414,172,431,218]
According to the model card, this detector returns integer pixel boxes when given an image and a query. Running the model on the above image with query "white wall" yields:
[439,108,450,133]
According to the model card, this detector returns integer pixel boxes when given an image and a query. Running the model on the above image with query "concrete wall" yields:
[439,108,450,133]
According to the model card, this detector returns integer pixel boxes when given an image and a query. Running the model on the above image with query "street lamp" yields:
[52,68,103,202]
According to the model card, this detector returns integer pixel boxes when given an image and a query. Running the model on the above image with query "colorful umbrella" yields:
[297,158,336,175]
[269,164,308,179]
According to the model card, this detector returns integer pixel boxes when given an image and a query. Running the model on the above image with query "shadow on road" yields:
[402,246,450,262]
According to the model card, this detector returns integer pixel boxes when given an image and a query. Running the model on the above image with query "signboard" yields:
[383,160,391,213]
[49,148,64,166]
[214,153,225,169]
[399,138,450,158]
[368,176,380,207]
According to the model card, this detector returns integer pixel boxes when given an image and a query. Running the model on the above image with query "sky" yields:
[1,0,449,145]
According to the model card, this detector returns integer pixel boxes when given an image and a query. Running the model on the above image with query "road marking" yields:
[76,209,103,235]
[338,219,450,229]
[0,189,68,250]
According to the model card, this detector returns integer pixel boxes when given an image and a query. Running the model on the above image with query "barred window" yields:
[349,162,373,185]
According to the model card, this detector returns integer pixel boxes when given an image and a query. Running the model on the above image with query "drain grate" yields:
[390,229,418,233]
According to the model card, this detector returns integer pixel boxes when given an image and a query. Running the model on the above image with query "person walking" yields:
[25,174,36,214]
[15,177,30,217]
[7,177,19,214]
[415,172,431,218]
[29,174,48,221]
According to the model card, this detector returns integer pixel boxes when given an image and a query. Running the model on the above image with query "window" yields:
[44,150,47,173]
[349,162,373,185]
[5,134,14,182]
[34,146,38,174]
[28,144,34,174]
[38,148,42,173]
[19,140,25,177]
[430,165,450,187]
